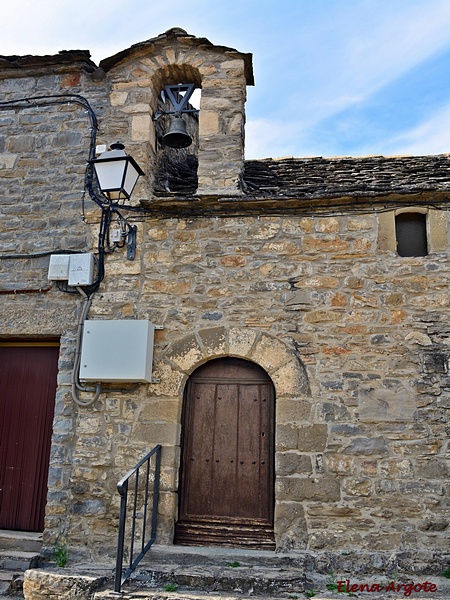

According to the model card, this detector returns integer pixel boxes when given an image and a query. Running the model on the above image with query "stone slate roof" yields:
[0,51,97,78]
[243,155,450,199]
[145,154,450,217]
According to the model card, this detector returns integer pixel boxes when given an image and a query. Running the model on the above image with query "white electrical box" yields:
[48,254,71,280]
[48,253,95,286]
[80,320,155,383]
[68,253,94,286]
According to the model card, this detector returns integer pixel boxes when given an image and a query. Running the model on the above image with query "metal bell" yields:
[162,116,192,148]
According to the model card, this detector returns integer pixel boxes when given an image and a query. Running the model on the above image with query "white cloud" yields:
[246,103,450,160]
[272,0,450,125]
[2,0,449,159]
[382,105,450,156]
[245,118,300,160]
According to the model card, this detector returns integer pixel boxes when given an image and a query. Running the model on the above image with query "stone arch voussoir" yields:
[151,60,203,92]
[154,326,310,400]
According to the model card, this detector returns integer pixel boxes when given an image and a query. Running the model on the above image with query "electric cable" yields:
[0,94,115,294]
[0,250,88,260]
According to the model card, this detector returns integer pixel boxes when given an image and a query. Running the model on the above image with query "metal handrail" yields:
[114,444,162,593]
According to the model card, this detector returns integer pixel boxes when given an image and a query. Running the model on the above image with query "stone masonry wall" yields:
[77,213,448,560]
[1,42,449,569]
[0,67,107,554]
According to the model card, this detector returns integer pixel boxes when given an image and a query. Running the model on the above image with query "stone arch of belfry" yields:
[108,28,249,195]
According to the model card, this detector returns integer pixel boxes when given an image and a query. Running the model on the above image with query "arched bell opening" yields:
[152,65,201,195]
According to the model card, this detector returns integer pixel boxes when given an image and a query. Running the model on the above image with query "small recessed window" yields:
[395,212,428,257]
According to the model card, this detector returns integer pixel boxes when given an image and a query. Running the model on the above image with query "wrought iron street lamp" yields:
[89,142,144,201]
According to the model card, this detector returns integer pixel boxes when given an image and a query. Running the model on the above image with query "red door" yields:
[175,358,275,549]
[0,344,59,531]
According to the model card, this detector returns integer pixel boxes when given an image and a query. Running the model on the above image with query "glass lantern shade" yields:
[89,144,144,201]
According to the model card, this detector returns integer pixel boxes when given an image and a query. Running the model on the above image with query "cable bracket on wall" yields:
[126,225,137,260]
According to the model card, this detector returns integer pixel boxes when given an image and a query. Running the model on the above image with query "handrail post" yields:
[151,445,162,540]
[142,458,151,552]
[114,478,128,593]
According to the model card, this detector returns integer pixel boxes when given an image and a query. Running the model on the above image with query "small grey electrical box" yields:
[68,253,94,286]
[48,254,71,280]
[80,320,155,383]
[48,253,95,286]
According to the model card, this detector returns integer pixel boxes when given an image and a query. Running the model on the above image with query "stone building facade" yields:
[1,29,449,571]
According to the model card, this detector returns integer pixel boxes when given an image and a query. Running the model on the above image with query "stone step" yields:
[123,545,307,595]
[130,563,305,595]
[95,574,450,600]
[0,578,9,597]
[94,594,450,600]
[0,550,39,571]
[0,531,42,596]
[22,559,306,599]
[0,583,9,597]
[0,570,24,597]
[138,544,312,569]
[0,530,42,554]
[24,568,109,599]
[108,545,450,598]
[95,586,316,600]
[23,564,450,600]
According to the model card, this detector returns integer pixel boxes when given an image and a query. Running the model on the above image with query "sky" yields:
[1,0,449,159]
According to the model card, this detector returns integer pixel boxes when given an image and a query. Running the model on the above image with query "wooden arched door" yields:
[175,357,275,549]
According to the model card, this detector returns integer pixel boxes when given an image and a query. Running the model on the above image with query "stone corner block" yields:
[24,569,108,600]
[274,500,308,550]
[0,153,18,169]
[131,114,151,142]
[276,476,341,502]
[297,424,328,452]
[199,110,220,136]
[149,360,186,396]
[276,423,299,451]
[358,384,417,423]
[249,334,292,372]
